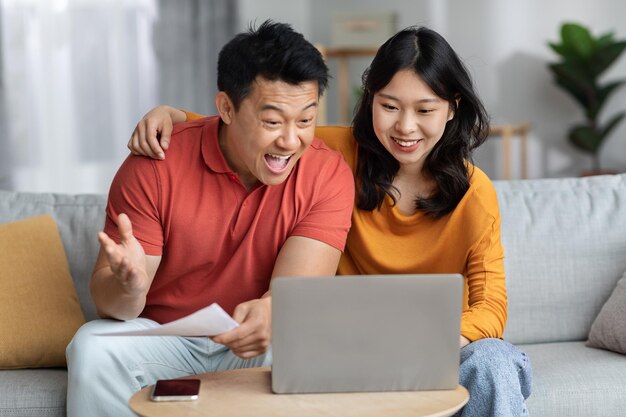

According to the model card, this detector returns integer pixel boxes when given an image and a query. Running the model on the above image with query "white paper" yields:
[96,303,239,337]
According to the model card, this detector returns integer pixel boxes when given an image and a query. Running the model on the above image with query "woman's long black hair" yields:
[352,26,489,218]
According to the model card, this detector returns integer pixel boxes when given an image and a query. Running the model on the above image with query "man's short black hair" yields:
[217,20,329,110]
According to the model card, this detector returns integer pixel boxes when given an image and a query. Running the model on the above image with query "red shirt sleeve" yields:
[291,143,355,251]
[103,155,164,256]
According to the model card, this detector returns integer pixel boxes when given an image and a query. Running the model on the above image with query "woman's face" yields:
[372,69,454,172]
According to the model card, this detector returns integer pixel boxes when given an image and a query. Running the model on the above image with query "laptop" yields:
[270,274,463,394]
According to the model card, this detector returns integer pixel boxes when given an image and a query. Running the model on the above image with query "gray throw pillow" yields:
[587,270,626,354]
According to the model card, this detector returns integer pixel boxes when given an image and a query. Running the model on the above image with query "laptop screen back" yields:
[271,274,463,394]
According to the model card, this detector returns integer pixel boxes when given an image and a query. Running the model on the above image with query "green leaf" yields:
[561,23,595,58]
[553,76,590,109]
[597,80,626,103]
[548,62,595,110]
[589,41,626,77]
[548,42,566,57]
[591,80,626,120]
[596,32,615,48]
[549,62,593,88]
[568,125,603,153]
[601,111,626,139]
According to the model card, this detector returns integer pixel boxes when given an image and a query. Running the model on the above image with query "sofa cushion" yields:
[522,341,626,417]
[0,215,85,368]
[0,190,107,321]
[587,268,626,354]
[494,174,626,344]
[0,369,67,417]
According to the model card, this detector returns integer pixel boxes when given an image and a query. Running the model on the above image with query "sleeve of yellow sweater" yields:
[460,180,508,341]
[183,110,205,122]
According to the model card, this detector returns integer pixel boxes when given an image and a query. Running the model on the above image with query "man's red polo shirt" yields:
[104,116,354,323]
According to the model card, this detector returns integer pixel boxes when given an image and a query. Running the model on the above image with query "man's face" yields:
[219,77,319,189]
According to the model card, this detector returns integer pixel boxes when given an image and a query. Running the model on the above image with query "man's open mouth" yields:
[264,153,292,173]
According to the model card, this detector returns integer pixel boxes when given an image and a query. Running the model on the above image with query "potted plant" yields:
[547,22,626,173]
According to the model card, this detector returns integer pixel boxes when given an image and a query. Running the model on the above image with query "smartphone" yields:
[150,378,201,402]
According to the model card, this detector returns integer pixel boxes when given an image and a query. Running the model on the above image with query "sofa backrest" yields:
[0,190,105,321]
[3,173,626,341]
[494,174,626,345]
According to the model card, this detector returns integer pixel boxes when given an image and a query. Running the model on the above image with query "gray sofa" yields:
[1,173,626,417]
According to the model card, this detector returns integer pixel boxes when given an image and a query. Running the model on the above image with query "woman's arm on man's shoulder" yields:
[128,105,190,159]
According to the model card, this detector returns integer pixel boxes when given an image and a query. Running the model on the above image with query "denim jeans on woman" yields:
[454,338,532,417]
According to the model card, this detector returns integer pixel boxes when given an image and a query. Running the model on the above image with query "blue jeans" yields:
[454,338,532,417]
[65,318,272,417]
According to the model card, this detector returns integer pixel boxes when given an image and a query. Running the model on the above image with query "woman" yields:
[128,26,532,417]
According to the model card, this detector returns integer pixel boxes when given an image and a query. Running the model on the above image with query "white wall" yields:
[443,0,626,178]
[243,0,626,178]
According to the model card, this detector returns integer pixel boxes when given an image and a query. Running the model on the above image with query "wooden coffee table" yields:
[129,367,468,417]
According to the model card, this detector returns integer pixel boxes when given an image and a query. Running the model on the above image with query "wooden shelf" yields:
[316,46,378,125]
[321,47,380,58]
[488,123,530,179]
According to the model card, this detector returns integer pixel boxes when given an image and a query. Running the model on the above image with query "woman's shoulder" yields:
[313,126,358,171]
[465,164,500,216]
[468,165,494,188]
[314,125,356,150]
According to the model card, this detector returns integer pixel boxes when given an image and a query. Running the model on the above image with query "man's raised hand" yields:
[97,213,150,297]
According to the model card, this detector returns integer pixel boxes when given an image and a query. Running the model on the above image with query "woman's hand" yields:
[128,105,186,159]
[460,335,471,347]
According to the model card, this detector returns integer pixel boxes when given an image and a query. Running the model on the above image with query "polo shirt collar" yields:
[202,116,233,174]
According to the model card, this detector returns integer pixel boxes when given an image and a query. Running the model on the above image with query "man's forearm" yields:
[90,267,148,320]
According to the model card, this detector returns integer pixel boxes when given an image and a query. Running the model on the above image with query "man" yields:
[65,21,354,417]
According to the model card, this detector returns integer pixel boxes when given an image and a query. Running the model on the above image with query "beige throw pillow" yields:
[587,269,626,355]
[0,215,86,368]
